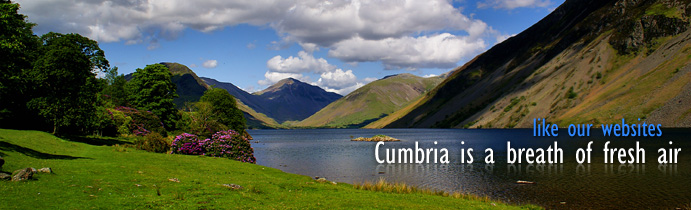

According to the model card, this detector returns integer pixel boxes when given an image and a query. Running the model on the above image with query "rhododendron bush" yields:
[171,130,256,163]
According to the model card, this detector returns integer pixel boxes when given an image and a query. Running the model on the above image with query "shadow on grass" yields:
[61,135,132,146]
[0,141,87,160]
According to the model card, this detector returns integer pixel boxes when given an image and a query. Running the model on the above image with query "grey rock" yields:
[0,172,11,180]
[222,184,243,190]
[38,168,52,173]
[12,168,34,181]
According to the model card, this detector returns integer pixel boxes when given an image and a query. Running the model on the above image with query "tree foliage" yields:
[126,64,179,131]
[199,88,246,132]
[0,0,39,126]
[25,32,108,134]
[101,67,129,107]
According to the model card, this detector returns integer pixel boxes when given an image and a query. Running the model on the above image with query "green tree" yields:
[0,0,40,127]
[199,88,246,132]
[101,67,129,107]
[127,64,179,131]
[26,32,108,134]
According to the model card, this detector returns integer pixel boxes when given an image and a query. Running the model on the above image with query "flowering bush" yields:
[170,133,203,155]
[170,130,256,163]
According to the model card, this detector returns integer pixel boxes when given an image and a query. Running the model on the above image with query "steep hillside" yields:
[377,0,691,128]
[254,78,342,123]
[297,74,443,128]
[202,77,269,116]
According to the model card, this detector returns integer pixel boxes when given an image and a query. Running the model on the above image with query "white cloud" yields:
[318,69,358,89]
[202,60,218,68]
[189,64,198,68]
[329,33,487,70]
[477,0,553,10]
[322,82,365,95]
[495,34,516,44]
[17,1,490,64]
[17,0,481,44]
[423,74,438,78]
[267,51,336,73]
[258,71,310,86]
[17,0,496,75]
[262,52,368,95]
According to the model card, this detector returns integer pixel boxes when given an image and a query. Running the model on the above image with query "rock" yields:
[30,168,37,173]
[168,178,180,183]
[516,180,536,184]
[12,168,34,181]
[222,184,243,190]
[0,156,4,168]
[38,168,52,173]
[316,178,328,183]
[0,172,11,180]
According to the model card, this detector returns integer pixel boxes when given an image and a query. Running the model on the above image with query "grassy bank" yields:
[0,129,537,209]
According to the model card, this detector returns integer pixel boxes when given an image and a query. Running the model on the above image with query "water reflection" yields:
[250,129,691,209]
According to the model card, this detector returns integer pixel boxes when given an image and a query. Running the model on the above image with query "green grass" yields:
[0,129,537,209]
[645,3,682,19]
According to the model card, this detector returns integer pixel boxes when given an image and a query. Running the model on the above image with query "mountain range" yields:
[142,0,690,129]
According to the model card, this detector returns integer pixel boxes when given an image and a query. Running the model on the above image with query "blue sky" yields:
[16,0,563,94]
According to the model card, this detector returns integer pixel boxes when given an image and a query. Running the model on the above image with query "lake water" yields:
[248,129,691,209]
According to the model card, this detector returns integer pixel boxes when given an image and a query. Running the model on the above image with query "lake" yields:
[248,129,691,209]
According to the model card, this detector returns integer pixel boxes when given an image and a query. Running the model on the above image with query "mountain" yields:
[201,77,283,128]
[160,62,210,107]
[297,74,443,128]
[374,0,691,128]
[253,78,342,123]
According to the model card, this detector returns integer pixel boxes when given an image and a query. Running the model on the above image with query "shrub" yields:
[170,130,256,163]
[567,87,578,99]
[108,106,166,136]
[170,133,203,155]
[135,132,169,153]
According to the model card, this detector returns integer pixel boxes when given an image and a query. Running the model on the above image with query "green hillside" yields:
[0,129,534,209]
[376,0,691,128]
[297,74,442,128]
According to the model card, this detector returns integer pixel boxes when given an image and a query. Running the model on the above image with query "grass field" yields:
[0,129,538,209]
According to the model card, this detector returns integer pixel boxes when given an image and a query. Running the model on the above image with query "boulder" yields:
[38,168,52,173]
[0,172,11,180]
[12,168,34,181]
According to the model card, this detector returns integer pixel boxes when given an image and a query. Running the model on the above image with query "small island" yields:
[351,134,400,142]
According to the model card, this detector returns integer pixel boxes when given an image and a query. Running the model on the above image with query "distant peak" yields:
[275,77,303,86]
[381,73,417,80]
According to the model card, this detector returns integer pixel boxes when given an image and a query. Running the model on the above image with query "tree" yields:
[25,32,108,134]
[101,67,129,107]
[199,88,246,132]
[127,64,179,131]
[0,0,40,127]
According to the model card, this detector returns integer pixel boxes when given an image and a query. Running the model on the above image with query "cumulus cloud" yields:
[202,60,218,68]
[17,0,497,72]
[258,71,309,86]
[477,0,553,10]
[267,51,335,73]
[317,69,358,89]
[328,33,487,70]
[262,52,365,94]
[423,74,438,78]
